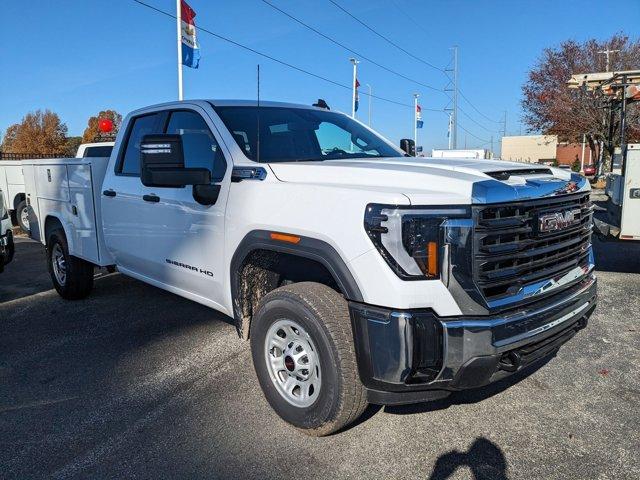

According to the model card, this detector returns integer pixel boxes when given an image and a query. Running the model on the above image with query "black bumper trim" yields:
[350,274,597,405]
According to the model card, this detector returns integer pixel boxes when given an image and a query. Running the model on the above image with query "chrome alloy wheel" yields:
[264,319,321,408]
[51,243,67,286]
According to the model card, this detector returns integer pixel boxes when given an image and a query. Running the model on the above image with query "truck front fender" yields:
[229,230,364,338]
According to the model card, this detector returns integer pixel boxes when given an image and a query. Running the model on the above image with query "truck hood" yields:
[268,157,589,205]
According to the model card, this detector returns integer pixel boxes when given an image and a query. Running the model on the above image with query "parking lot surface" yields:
[1,228,639,479]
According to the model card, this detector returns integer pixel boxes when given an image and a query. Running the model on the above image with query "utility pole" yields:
[502,110,507,138]
[447,113,453,149]
[413,93,419,150]
[445,46,458,149]
[366,84,372,126]
[490,135,494,158]
[597,49,620,72]
[350,58,359,118]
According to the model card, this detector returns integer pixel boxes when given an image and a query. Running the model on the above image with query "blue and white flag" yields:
[181,0,200,69]
[416,104,423,129]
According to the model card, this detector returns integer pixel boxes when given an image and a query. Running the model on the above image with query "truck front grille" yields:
[473,193,593,301]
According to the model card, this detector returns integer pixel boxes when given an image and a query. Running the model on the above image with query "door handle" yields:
[143,194,160,203]
[103,189,116,197]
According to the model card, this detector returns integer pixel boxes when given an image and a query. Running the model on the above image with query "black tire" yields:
[47,228,94,299]
[16,200,29,233]
[251,282,367,436]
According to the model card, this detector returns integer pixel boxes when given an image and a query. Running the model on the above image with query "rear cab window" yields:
[118,113,165,175]
[83,145,113,158]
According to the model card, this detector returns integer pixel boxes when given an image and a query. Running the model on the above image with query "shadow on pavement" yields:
[427,437,509,480]
[0,238,51,303]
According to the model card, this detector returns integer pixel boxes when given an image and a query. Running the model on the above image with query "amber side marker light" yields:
[427,241,438,277]
[270,232,301,244]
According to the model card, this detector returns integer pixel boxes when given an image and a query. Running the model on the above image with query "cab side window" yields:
[166,111,227,181]
[119,113,164,175]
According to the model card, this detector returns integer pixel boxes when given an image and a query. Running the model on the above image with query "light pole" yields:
[366,84,372,126]
[350,58,359,118]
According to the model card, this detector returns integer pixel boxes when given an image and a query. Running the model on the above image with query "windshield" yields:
[213,106,401,163]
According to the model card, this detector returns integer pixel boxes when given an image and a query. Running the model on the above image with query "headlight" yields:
[364,204,470,280]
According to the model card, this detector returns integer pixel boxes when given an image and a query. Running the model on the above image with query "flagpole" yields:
[176,0,183,100]
[350,58,358,118]
[413,94,419,153]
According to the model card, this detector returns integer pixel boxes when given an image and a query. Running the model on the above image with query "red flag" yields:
[355,78,360,89]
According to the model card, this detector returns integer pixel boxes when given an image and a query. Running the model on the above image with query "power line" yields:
[389,0,503,128]
[457,104,500,133]
[456,85,503,123]
[261,0,443,93]
[327,0,445,74]
[131,0,419,110]
[457,122,490,144]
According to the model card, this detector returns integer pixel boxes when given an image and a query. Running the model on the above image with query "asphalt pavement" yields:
[1,229,639,479]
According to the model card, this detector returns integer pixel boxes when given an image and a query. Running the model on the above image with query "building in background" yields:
[501,135,593,167]
[501,135,557,163]
[431,149,492,159]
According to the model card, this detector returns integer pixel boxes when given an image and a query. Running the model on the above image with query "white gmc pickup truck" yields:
[24,100,597,435]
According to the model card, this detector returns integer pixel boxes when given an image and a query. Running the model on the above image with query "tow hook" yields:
[498,351,522,372]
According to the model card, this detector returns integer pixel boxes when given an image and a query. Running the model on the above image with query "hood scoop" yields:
[485,168,553,181]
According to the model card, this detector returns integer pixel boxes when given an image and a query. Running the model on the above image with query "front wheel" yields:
[47,229,94,299]
[251,282,367,436]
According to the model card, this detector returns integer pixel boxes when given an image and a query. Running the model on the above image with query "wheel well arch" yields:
[13,193,25,211]
[44,215,65,243]
[230,230,363,339]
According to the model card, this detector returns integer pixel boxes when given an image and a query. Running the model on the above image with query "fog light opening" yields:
[498,351,522,372]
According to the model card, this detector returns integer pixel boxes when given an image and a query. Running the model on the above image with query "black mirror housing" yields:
[140,134,211,187]
[400,138,416,156]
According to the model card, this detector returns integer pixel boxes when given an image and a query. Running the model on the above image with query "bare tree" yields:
[522,34,640,163]
[82,110,122,143]
[1,110,68,155]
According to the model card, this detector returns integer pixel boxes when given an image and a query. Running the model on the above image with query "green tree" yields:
[65,136,83,157]
[571,157,581,172]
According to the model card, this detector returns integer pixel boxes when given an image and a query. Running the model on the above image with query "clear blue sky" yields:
[1,0,638,153]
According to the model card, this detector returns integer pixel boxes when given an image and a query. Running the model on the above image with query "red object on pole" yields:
[98,118,113,133]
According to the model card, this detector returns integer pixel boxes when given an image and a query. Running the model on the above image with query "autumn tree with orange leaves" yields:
[522,34,640,164]
[1,110,69,155]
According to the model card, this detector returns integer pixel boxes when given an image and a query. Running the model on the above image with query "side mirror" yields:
[140,134,211,187]
[400,138,415,156]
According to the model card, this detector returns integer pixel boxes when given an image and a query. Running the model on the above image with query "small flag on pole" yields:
[354,78,360,112]
[416,104,423,129]
[181,0,200,69]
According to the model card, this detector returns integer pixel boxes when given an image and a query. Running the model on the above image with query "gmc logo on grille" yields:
[538,209,581,233]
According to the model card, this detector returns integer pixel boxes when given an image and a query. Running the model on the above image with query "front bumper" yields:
[350,272,597,405]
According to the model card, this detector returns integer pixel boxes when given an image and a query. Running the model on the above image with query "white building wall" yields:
[501,135,557,163]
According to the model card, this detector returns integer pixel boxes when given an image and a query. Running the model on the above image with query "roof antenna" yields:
[256,64,261,163]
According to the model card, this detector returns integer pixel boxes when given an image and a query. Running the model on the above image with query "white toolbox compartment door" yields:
[67,164,99,262]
